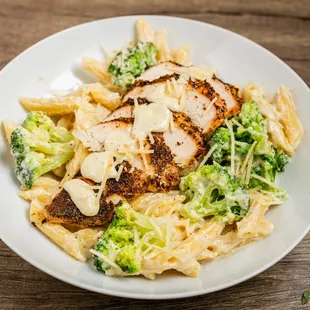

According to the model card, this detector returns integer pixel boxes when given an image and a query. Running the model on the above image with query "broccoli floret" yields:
[10,112,75,188]
[93,201,169,275]
[108,42,157,89]
[180,163,250,223]
[22,111,74,143]
[248,150,289,198]
[273,149,290,172]
[234,100,274,156]
[209,127,231,163]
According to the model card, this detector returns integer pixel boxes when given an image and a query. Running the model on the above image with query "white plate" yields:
[0,15,309,300]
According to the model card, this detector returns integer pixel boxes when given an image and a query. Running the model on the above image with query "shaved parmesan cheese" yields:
[240,141,258,175]
[231,118,243,128]
[139,139,150,172]
[224,120,235,176]
[203,96,217,117]
[198,143,218,168]
[245,154,254,185]
[115,165,124,182]
[148,132,155,144]
[90,249,121,270]
[251,174,277,188]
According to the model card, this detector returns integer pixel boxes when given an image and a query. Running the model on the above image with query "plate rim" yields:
[1,14,309,300]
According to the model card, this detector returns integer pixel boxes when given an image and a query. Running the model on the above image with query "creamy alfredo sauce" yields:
[133,102,171,139]
[63,179,98,216]
[81,151,118,183]
[64,151,122,216]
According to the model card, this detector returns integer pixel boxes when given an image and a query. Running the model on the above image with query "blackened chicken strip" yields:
[44,164,151,226]
[44,177,115,227]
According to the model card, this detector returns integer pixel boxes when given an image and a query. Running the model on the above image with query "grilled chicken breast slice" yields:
[143,132,180,192]
[123,74,181,110]
[75,118,180,191]
[136,62,181,82]
[44,177,115,226]
[104,104,133,121]
[164,112,205,169]
[44,164,151,226]
[135,61,242,118]
[208,75,242,117]
[74,118,134,152]
[184,78,227,136]
[74,118,145,171]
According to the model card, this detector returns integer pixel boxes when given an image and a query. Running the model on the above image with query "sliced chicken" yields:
[182,78,227,136]
[74,118,134,152]
[75,118,180,192]
[124,75,227,136]
[136,62,181,82]
[44,165,151,226]
[134,61,242,119]
[208,75,242,117]
[105,161,151,199]
[104,105,133,121]
[164,112,205,169]
[124,74,181,111]
[143,132,180,192]
[44,177,115,227]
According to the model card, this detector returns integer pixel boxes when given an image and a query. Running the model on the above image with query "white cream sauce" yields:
[133,102,171,139]
[63,179,98,217]
[80,151,118,183]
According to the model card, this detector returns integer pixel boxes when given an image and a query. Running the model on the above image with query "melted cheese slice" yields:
[133,102,171,139]
[64,179,98,216]
[81,151,118,183]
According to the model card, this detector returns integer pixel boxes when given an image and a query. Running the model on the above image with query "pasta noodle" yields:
[80,83,121,111]
[2,119,17,142]
[74,96,110,130]
[19,96,81,116]
[243,84,295,155]
[136,19,155,43]
[57,113,75,130]
[173,44,191,66]
[155,29,171,62]
[61,141,89,185]
[273,86,304,150]
[30,199,101,262]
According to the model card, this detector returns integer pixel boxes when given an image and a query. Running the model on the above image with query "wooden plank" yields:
[0,13,309,69]
[1,0,310,18]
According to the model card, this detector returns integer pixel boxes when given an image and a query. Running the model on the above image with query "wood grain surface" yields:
[0,0,309,309]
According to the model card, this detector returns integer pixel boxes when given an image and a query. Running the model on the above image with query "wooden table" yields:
[0,1,309,309]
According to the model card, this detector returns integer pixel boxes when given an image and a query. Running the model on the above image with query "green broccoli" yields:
[180,163,250,223]
[93,201,170,275]
[234,100,274,156]
[208,101,289,201]
[108,42,157,89]
[10,111,75,188]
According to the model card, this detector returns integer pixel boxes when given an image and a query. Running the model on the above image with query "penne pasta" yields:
[80,83,121,111]
[82,57,117,90]
[19,96,81,116]
[60,141,89,185]
[273,86,304,150]
[243,84,294,155]
[173,44,191,66]
[136,19,155,43]
[30,200,101,262]
[74,97,111,130]
[155,29,171,62]
[2,119,18,142]
[57,113,75,131]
